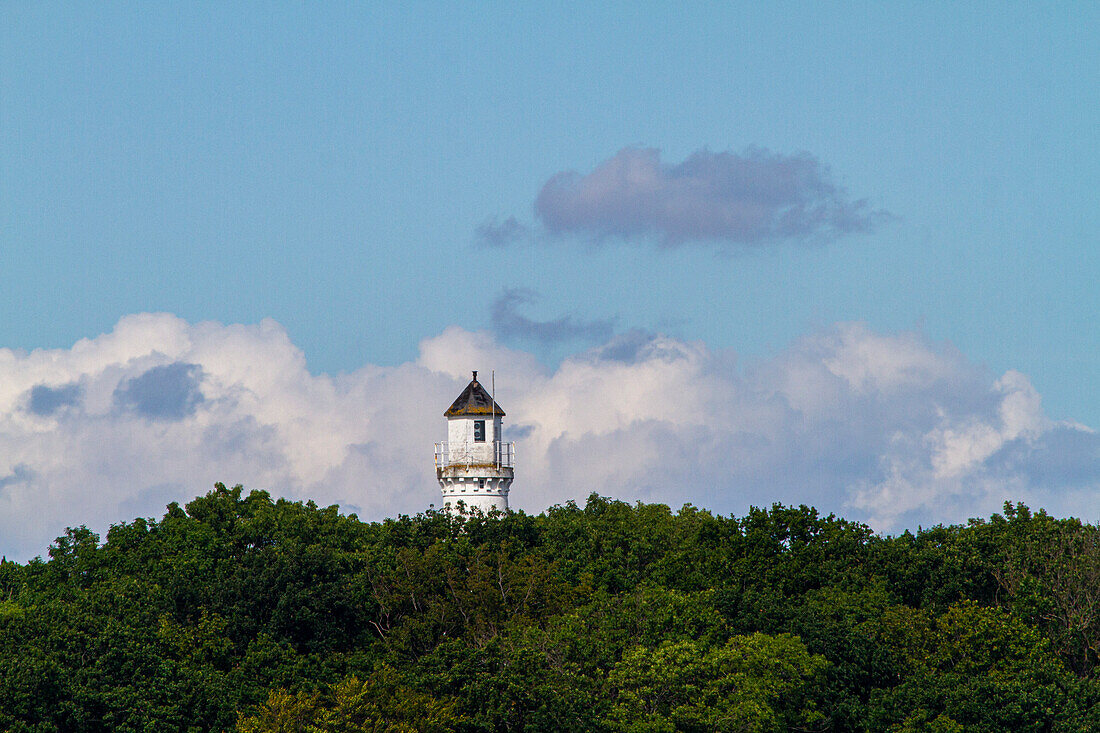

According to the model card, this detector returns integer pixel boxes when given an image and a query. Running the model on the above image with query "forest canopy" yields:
[2,484,1100,732]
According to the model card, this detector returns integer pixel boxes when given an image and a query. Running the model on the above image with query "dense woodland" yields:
[2,485,1100,732]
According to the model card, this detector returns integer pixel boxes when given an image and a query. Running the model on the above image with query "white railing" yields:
[435,441,515,469]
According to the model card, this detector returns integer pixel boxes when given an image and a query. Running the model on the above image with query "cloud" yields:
[27,383,82,416]
[0,464,32,492]
[589,328,689,365]
[490,289,615,345]
[533,146,890,246]
[475,216,529,248]
[114,363,205,420]
[0,313,1097,561]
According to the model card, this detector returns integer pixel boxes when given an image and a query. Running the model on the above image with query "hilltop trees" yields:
[0,485,1098,731]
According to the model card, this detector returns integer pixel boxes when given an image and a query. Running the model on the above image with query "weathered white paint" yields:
[446,414,504,464]
[437,466,511,514]
[437,388,513,515]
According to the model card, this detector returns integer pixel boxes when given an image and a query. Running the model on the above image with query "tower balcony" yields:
[435,441,515,470]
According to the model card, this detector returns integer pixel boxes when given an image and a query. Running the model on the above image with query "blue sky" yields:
[1,4,1098,558]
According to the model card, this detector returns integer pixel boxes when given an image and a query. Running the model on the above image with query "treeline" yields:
[2,484,1100,731]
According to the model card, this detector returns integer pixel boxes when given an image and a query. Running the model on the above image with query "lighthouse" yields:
[434,371,515,514]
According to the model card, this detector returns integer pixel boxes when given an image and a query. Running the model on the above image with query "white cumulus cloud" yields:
[0,314,1097,561]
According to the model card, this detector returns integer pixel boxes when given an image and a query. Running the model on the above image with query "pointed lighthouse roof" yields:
[444,371,506,417]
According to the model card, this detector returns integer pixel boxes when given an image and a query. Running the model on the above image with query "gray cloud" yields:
[117,482,189,521]
[114,363,204,420]
[506,424,535,440]
[589,329,689,365]
[0,464,32,494]
[28,383,82,416]
[490,288,614,345]
[534,146,890,246]
[475,216,529,248]
[992,426,1100,489]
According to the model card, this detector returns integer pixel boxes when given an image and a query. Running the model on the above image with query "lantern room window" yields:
[474,420,485,442]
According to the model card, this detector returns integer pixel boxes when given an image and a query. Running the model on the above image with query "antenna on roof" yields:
[492,370,497,468]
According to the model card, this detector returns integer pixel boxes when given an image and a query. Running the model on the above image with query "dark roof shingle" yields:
[444,373,506,417]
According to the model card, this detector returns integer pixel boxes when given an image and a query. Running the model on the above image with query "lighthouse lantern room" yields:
[435,371,515,514]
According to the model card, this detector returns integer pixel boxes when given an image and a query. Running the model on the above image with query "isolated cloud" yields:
[0,313,1097,561]
[475,216,529,248]
[534,147,889,246]
[490,289,614,345]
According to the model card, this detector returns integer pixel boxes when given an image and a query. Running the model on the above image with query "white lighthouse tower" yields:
[434,371,515,514]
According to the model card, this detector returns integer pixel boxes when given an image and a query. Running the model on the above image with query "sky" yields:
[1,4,1098,560]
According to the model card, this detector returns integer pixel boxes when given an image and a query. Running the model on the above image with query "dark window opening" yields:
[479,479,486,489]
[474,420,485,442]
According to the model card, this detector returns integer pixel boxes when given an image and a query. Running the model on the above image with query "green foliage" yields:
[867,602,1073,731]
[607,634,827,732]
[2,487,1100,731]
[237,667,460,733]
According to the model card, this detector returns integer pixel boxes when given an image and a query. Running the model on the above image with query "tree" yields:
[237,669,460,733]
[607,633,828,733]
[991,503,1100,674]
[866,602,1073,732]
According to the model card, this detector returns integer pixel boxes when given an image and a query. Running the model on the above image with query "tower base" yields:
[438,465,513,514]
